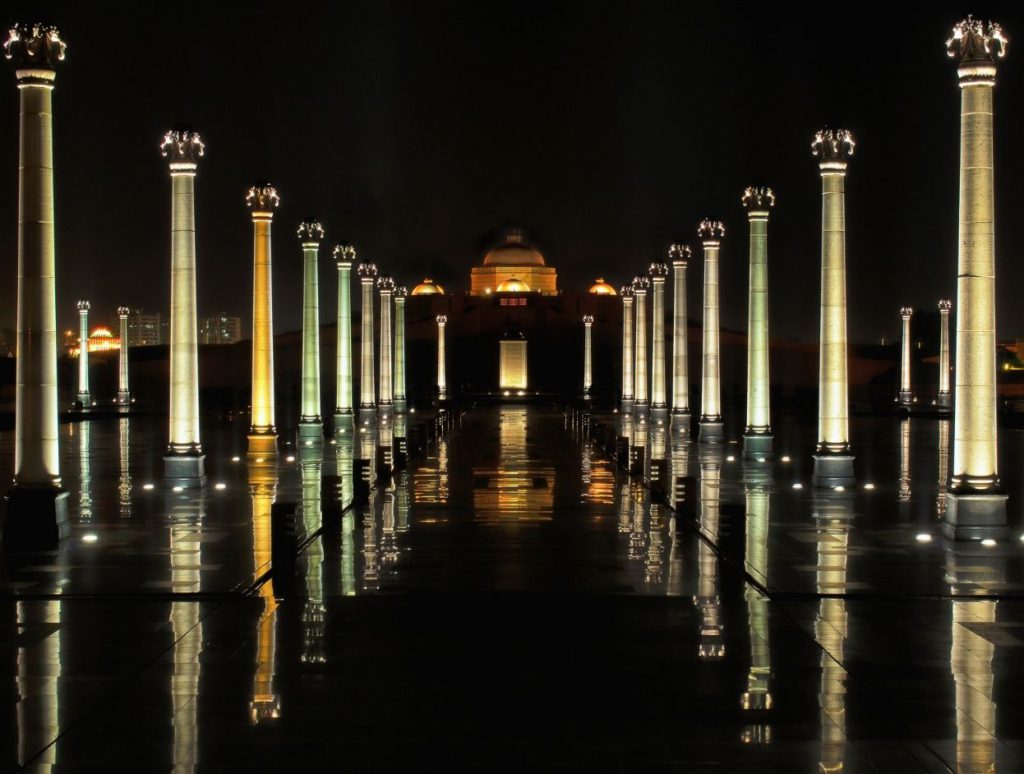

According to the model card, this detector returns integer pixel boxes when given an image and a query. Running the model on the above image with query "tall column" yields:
[582,315,594,397]
[632,276,650,414]
[742,188,775,459]
[436,315,447,399]
[670,244,691,427]
[898,307,913,409]
[4,24,69,544]
[116,306,130,406]
[937,299,953,411]
[246,184,279,456]
[377,275,394,413]
[298,220,325,443]
[160,128,206,488]
[394,285,408,413]
[698,219,725,443]
[620,286,635,410]
[75,300,91,408]
[945,17,1009,538]
[357,261,378,419]
[333,244,355,424]
[649,259,669,417]
[811,128,855,488]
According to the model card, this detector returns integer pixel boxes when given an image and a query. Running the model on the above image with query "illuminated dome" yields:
[496,277,531,293]
[411,278,445,296]
[483,230,546,267]
[91,327,113,338]
[588,278,617,296]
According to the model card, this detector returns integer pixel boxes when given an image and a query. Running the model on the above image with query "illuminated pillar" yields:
[815,501,850,771]
[670,244,691,425]
[632,275,650,413]
[248,458,279,723]
[116,306,130,405]
[75,300,91,408]
[696,451,723,658]
[246,184,279,456]
[357,261,378,418]
[649,259,668,416]
[742,470,772,727]
[160,128,206,488]
[333,244,356,423]
[698,220,725,443]
[394,285,408,413]
[582,315,594,397]
[945,17,1009,538]
[811,129,855,488]
[620,285,635,410]
[436,315,447,399]
[899,307,913,408]
[377,275,394,413]
[3,24,70,544]
[899,418,911,502]
[937,299,952,411]
[742,189,775,459]
[298,219,325,443]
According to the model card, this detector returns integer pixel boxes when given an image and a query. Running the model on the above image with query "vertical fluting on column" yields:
[246,185,279,455]
[76,300,91,407]
[669,244,691,423]
[298,220,325,442]
[649,258,669,416]
[632,276,650,413]
[899,307,914,408]
[160,129,206,486]
[620,286,635,409]
[393,286,408,413]
[4,24,69,543]
[357,261,378,416]
[582,315,594,397]
[742,188,775,459]
[117,307,130,405]
[945,17,1009,538]
[698,220,725,443]
[436,315,448,399]
[377,275,394,412]
[938,300,953,410]
[811,129,855,488]
[333,244,355,422]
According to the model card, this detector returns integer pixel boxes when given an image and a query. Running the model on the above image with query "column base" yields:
[334,413,354,434]
[297,422,324,445]
[936,392,952,411]
[620,398,635,413]
[116,391,131,406]
[3,487,70,547]
[358,406,377,425]
[163,453,207,489]
[742,434,774,459]
[811,454,855,488]
[247,432,278,456]
[943,491,1009,541]
[75,393,92,410]
[633,401,650,416]
[671,413,691,434]
[393,398,408,414]
[898,391,913,410]
[698,420,724,444]
[650,405,669,422]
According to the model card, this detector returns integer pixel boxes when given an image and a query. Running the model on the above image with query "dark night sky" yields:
[3,1,1024,343]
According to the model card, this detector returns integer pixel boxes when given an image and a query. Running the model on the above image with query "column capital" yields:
[333,243,356,268]
[620,285,635,300]
[77,299,90,312]
[297,219,324,245]
[161,129,205,174]
[741,186,775,217]
[947,16,1007,85]
[631,275,650,295]
[697,219,725,245]
[900,306,913,319]
[812,128,854,172]
[5,24,66,82]
[377,275,395,294]
[117,306,129,317]
[669,243,692,268]
[394,285,407,299]
[357,262,378,281]
[648,259,669,280]
[583,315,594,325]
[246,183,279,218]
[938,299,952,313]
[436,315,447,326]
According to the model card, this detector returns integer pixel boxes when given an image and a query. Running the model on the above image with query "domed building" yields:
[470,230,558,296]
[588,278,617,296]
[411,278,445,296]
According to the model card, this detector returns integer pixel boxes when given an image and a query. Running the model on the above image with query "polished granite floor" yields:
[1,406,1023,771]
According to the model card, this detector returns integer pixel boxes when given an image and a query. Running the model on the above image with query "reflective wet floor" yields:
[2,406,1024,771]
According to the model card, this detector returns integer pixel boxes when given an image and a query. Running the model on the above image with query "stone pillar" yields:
[742,188,775,458]
[649,258,669,417]
[394,285,408,413]
[698,220,725,443]
[811,129,855,488]
[116,306,130,406]
[670,244,692,427]
[246,184,279,456]
[357,261,378,419]
[899,307,914,409]
[620,285,635,410]
[75,300,91,408]
[377,275,394,413]
[159,128,206,488]
[436,315,447,399]
[298,220,325,443]
[582,315,594,397]
[945,17,1009,538]
[333,244,355,424]
[3,24,70,543]
[937,299,953,411]
[632,276,650,414]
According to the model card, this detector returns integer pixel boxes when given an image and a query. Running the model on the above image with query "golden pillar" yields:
[582,315,594,397]
[899,307,914,408]
[298,220,325,443]
[811,129,855,488]
[117,306,131,406]
[938,299,953,411]
[377,275,394,413]
[632,276,650,413]
[333,244,356,422]
[669,244,691,428]
[620,285,635,410]
[946,17,1009,538]
[649,258,669,415]
[246,184,280,456]
[742,188,775,458]
[436,314,447,399]
[394,285,408,413]
[357,261,378,417]
[698,220,725,443]
[76,300,91,407]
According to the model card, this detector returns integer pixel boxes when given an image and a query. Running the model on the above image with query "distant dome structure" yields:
[470,228,558,296]
[483,230,546,267]
[588,278,617,296]
[411,278,445,296]
[496,277,531,293]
